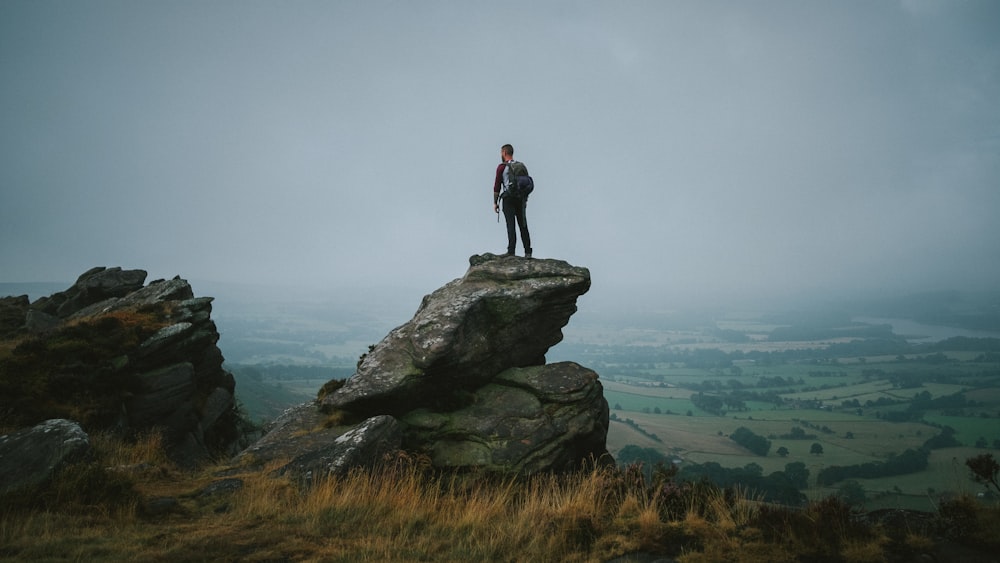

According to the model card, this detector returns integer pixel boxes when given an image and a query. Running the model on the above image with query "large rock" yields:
[403,362,609,473]
[0,419,92,495]
[0,268,245,468]
[31,267,148,320]
[244,254,609,475]
[278,415,404,482]
[322,253,592,417]
[234,404,404,481]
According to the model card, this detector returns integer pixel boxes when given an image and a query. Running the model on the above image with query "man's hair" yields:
[502,144,514,157]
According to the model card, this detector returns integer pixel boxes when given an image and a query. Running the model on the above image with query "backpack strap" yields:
[501,161,515,197]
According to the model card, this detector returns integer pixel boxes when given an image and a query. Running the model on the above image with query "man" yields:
[493,143,532,258]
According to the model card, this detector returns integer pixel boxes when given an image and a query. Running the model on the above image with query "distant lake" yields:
[853,316,1000,343]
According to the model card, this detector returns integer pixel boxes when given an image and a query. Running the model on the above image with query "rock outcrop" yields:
[322,253,593,416]
[0,419,93,495]
[0,267,246,467]
[402,362,608,473]
[31,266,147,320]
[240,254,609,477]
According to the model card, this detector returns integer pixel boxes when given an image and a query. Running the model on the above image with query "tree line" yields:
[816,448,929,486]
[616,445,809,506]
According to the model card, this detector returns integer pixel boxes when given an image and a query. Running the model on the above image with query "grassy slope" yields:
[5,433,998,562]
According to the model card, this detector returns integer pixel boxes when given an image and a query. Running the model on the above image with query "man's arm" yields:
[493,162,505,210]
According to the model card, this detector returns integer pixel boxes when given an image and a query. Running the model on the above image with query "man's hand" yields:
[493,202,499,213]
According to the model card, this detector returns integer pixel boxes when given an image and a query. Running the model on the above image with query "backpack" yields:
[504,161,534,199]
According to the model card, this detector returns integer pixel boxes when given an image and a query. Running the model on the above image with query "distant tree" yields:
[776,446,790,457]
[731,426,772,456]
[784,461,809,489]
[837,480,867,506]
[810,443,824,455]
[923,426,961,450]
[614,403,622,410]
[845,431,854,439]
[618,445,670,468]
[817,448,929,486]
[966,453,1000,494]
[976,436,989,448]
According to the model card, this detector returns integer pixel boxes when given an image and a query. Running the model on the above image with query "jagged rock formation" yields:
[0,419,92,495]
[240,254,609,477]
[0,267,246,467]
[31,266,147,320]
[322,253,593,416]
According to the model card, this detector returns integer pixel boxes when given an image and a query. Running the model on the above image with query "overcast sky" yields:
[2,1,998,311]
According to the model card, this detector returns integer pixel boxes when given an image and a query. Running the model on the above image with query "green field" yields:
[922,414,1000,446]
[595,324,1000,510]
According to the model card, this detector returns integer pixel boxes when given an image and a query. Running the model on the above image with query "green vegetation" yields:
[966,453,1000,494]
[730,426,771,456]
[816,448,929,486]
[227,366,312,424]
[558,309,1000,510]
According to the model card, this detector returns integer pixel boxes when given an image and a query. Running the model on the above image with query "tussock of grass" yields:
[2,434,998,562]
[93,429,172,468]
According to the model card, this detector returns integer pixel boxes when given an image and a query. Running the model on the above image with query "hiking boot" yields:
[525,252,533,259]
[504,250,515,257]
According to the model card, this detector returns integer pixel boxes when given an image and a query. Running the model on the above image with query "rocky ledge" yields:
[238,254,610,477]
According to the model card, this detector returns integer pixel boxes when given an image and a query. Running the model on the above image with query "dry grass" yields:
[93,429,172,467]
[0,337,23,360]
[1,434,996,562]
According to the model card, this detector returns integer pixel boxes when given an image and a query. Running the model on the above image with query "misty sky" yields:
[2,1,998,310]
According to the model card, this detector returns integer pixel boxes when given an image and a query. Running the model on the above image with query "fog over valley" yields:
[2,1,999,314]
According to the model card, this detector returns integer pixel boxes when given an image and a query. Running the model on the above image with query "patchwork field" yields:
[601,345,999,510]
[216,290,1000,511]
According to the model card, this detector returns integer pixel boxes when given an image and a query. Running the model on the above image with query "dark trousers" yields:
[502,196,531,254]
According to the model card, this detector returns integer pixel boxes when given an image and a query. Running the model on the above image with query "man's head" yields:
[501,144,514,160]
